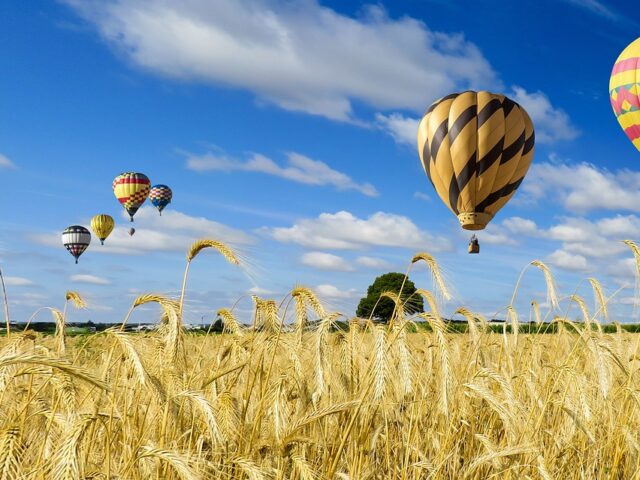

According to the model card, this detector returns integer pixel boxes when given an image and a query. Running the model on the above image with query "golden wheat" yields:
[2,244,640,478]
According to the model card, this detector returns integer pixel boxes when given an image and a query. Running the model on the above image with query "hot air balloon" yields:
[90,214,114,245]
[112,172,150,221]
[610,38,640,152]
[62,226,91,264]
[417,91,535,252]
[149,184,172,215]
[128,227,136,237]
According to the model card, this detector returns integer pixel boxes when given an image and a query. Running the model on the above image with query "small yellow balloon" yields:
[90,214,115,245]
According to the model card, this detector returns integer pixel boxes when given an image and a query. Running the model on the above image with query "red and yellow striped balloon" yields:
[610,38,640,151]
[112,172,150,221]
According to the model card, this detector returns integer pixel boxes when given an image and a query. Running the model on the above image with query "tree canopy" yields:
[356,272,424,323]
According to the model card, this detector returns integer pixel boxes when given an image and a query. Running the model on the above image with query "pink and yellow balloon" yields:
[610,38,640,151]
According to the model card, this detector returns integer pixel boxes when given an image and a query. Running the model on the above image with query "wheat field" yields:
[2,240,640,479]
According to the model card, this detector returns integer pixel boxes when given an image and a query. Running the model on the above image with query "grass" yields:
[1,239,640,478]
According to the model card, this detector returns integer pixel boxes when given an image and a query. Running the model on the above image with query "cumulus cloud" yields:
[315,284,360,300]
[186,151,378,196]
[31,207,255,255]
[0,153,16,169]
[522,162,640,213]
[413,192,431,201]
[3,276,33,286]
[469,213,637,274]
[375,113,420,146]
[471,216,540,246]
[510,87,580,144]
[70,274,111,285]
[248,286,276,296]
[544,216,634,259]
[65,0,496,121]
[268,210,453,251]
[485,214,639,274]
[9,292,48,308]
[607,258,637,280]
[355,256,391,269]
[502,217,540,237]
[563,0,619,20]
[547,250,589,272]
[301,252,353,271]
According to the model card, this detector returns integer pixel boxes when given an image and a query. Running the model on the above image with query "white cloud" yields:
[66,0,496,121]
[484,214,640,274]
[563,0,618,20]
[301,252,353,271]
[475,226,518,246]
[3,276,33,286]
[315,284,360,300]
[503,217,540,237]
[523,162,640,213]
[375,113,419,146]
[545,216,634,259]
[472,216,540,246]
[0,153,16,169]
[10,292,48,308]
[248,286,275,296]
[413,192,431,202]
[186,151,378,196]
[607,258,637,279]
[547,250,589,272]
[355,256,391,269]
[31,207,255,255]
[70,274,111,285]
[508,87,579,144]
[268,210,453,251]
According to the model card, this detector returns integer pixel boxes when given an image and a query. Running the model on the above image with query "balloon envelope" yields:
[62,225,91,264]
[149,184,172,215]
[417,91,535,230]
[90,214,114,245]
[112,172,150,221]
[610,37,640,151]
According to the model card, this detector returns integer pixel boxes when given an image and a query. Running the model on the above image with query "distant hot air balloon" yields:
[62,225,91,264]
[90,214,114,245]
[112,172,150,221]
[129,227,136,237]
[417,91,535,252]
[149,184,172,215]
[610,37,640,152]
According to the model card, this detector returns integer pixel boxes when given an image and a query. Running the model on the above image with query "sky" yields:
[1,0,640,325]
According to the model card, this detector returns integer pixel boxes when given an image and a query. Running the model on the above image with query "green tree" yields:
[356,272,424,323]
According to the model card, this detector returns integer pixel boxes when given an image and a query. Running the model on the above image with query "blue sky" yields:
[1,0,640,324]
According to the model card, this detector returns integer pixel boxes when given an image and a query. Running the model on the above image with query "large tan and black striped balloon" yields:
[417,91,535,230]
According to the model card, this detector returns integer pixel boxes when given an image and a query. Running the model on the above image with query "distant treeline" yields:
[3,320,640,335]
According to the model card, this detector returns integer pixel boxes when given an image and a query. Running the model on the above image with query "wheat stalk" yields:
[588,278,608,322]
[217,308,244,336]
[0,427,22,480]
[411,252,451,300]
[65,291,87,309]
[136,445,200,480]
[180,239,240,318]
